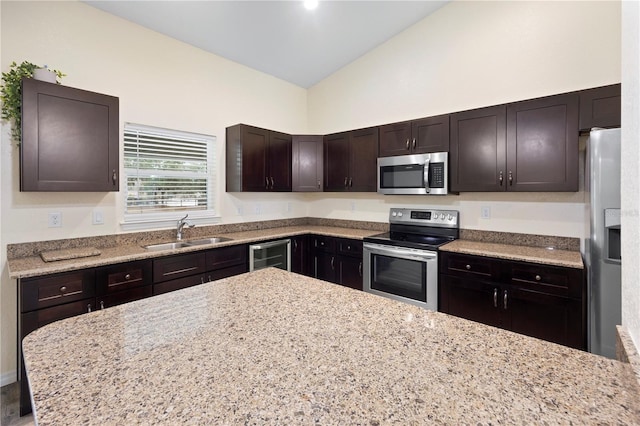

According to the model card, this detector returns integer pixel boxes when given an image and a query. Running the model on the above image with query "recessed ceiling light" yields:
[304,0,319,11]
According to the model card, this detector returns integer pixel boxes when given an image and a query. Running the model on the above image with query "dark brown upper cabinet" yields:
[20,78,119,192]
[292,135,323,192]
[450,105,507,192]
[450,93,579,192]
[324,127,379,192]
[226,124,292,192]
[579,83,621,131]
[379,114,449,157]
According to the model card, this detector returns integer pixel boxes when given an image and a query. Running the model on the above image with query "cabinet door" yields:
[349,127,379,192]
[505,287,585,350]
[206,245,247,271]
[379,122,412,157]
[291,235,308,275]
[506,93,579,191]
[450,105,507,192]
[21,78,119,192]
[240,125,270,191]
[337,256,363,291]
[313,252,336,283]
[292,135,323,191]
[324,132,350,191]
[412,114,450,153]
[579,84,621,131]
[268,131,292,191]
[439,275,502,328]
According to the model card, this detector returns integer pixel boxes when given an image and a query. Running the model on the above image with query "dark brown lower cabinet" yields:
[311,235,363,290]
[290,235,308,275]
[439,252,585,350]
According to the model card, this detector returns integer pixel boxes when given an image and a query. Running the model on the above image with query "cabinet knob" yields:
[535,275,541,281]
[508,171,513,185]
[317,180,321,189]
[465,264,471,270]
[124,274,131,280]
[499,171,504,186]
[59,286,67,293]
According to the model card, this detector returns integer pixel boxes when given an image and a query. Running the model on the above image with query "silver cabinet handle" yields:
[406,139,410,150]
[499,171,504,186]
[87,303,92,313]
[493,288,498,308]
[293,240,298,250]
[349,177,353,187]
[508,170,513,186]
[112,169,117,185]
[412,138,416,149]
[208,275,212,282]
[331,256,335,270]
[265,176,269,189]
[100,301,105,310]
[317,180,321,189]
[359,261,362,277]
[201,276,205,284]
[270,177,275,189]
[503,290,508,310]
[465,264,471,270]
[535,275,541,281]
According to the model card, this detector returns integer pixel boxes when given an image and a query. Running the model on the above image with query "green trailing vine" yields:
[0,61,65,143]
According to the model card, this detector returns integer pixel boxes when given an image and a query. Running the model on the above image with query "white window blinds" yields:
[123,124,215,217]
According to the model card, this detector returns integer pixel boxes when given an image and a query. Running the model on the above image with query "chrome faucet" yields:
[176,214,195,240]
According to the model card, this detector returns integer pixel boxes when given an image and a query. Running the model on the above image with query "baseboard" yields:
[1,370,17,387]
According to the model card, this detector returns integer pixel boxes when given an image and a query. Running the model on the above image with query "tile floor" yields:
[1,383,34,426]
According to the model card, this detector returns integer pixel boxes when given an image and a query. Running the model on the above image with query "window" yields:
[122,123,217,229]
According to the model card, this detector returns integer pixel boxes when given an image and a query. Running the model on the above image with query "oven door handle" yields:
[364,243,437,261]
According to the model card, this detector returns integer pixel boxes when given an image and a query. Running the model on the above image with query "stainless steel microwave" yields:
[377,152,449,195]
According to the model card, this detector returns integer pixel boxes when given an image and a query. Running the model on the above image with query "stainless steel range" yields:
[363,208,459,311]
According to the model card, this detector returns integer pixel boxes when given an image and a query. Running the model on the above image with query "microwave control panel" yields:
[429,162,445,188]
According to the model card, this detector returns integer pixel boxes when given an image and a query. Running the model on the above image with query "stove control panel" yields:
[389,208,459,228]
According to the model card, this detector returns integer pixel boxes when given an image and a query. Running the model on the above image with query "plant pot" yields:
[32,68,57,83]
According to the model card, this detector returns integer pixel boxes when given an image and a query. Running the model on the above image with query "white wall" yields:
[307,0,620,239]
[0,1,309,383]
[621,1,640,355]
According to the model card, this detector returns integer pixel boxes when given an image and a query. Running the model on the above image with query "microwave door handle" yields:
[423,159,430,193]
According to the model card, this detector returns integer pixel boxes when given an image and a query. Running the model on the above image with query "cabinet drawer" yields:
[337,239,363,257]
[208,264,248,282]
[21,298,93,338]
[153,273,208,296]
[312,235,336,253]
[441,253,497,279]
[153,252,207,283]
[96,260,152,295]
[21,270,95,313]
[98,285,152,309]
[509,263,583,298]
[206,245,247,270]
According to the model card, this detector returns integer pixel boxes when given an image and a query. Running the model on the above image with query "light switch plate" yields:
[93,210,104,225]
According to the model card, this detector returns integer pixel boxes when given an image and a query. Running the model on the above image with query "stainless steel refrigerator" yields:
[585,127,621,358]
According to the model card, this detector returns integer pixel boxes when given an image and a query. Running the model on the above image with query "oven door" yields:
[363,242,438,311]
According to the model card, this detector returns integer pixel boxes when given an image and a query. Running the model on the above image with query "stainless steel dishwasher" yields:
[249,239,291,272]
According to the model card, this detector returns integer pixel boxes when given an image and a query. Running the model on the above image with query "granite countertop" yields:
[23,268,640,424]
[7,225,379,279]
[440,239,584,269]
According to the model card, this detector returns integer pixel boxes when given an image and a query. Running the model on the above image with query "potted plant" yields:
[0,61,65,143]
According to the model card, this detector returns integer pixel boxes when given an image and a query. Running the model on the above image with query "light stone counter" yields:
[8,225,379,279]
[23,268,640,424]
[440,239,584,269]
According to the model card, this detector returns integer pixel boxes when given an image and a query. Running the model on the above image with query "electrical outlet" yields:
[48,212,62,228]
[92,210,104,225]
[481,206,491,219]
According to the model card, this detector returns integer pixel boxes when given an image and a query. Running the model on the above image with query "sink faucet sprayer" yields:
[176,214,195,240]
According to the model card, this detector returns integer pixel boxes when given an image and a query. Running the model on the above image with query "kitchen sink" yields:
[184,237,232,246]
[144,237,232,251]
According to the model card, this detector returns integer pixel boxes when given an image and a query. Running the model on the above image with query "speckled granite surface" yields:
[459,229,580,251]
[440,239,584,269]
[617,326,640,386]
[23,268,640,425]
[8,226,380,279]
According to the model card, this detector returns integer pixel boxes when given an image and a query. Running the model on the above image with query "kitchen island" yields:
[22,268,640,424]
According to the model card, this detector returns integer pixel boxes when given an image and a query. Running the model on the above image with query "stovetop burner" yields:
[364,208,460,250]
